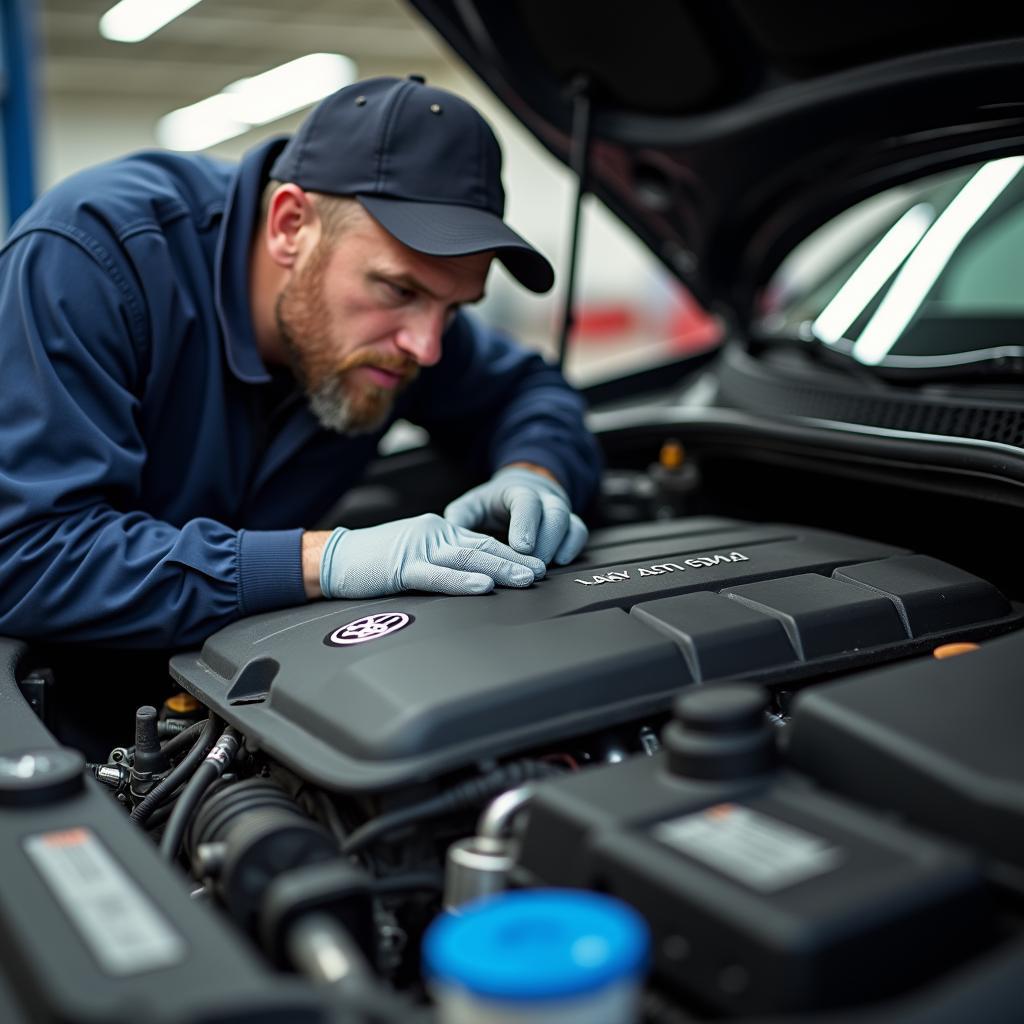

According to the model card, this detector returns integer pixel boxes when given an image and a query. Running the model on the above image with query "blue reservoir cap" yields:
[423,889,650,1002]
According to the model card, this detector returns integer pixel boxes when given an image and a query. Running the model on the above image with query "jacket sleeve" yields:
[0,229,305,649]
[400,312,603,511]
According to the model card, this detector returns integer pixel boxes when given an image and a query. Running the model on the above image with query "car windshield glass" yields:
[760,156,1024,373]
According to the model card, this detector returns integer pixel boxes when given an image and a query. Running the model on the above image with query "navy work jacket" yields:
[0,139,600,649]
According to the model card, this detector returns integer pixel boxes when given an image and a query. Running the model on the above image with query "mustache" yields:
[335,348,420,381]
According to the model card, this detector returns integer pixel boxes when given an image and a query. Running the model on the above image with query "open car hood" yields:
[411,1,1024,324]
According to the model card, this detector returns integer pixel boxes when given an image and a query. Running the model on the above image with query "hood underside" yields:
[412,1,1024,323]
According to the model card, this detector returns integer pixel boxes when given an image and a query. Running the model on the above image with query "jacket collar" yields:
[214,137,289,384]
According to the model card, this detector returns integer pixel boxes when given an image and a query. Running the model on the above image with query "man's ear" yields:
[264,184,321,269]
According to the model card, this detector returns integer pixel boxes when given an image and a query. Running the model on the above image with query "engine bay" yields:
[2,457,1024,1024]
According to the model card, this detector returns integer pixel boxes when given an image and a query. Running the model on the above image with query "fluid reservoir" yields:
[423,888,649,1024]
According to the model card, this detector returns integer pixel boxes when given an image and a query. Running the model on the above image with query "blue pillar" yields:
[0,0,39,233]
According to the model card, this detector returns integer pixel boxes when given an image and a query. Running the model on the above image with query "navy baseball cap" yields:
[269,75,555,293]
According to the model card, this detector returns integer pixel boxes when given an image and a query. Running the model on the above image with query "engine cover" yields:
[169,518,1017,792]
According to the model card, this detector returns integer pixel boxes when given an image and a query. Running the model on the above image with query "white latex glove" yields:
[319,513,546,599]
[444,467,588,565]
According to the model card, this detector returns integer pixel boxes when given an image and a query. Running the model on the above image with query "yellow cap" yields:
[165,692,201,714]
[659,440,685,471]
[932,642,981,660]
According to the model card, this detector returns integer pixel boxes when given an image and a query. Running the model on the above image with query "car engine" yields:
[1,456,1023,1023]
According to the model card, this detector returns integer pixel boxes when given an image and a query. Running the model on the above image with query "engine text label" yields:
[24,828,187,975]
[574,550,749,586]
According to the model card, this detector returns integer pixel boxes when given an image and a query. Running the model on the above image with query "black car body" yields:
[3,2,1024,1022]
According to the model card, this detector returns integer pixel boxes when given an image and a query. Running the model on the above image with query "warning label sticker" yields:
[24,827,187,976]
[652,803,842,893]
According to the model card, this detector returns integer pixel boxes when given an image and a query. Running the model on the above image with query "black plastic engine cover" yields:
[514,755,992,1016]
[169,517,1018,792]
[786,628,1024,872]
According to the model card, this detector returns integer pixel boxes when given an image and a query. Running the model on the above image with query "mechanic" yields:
[0,75,601,649]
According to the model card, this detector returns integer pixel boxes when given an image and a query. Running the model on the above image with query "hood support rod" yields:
[557,76,592,371]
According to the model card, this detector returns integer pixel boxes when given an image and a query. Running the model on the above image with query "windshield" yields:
[760,156,1024,373]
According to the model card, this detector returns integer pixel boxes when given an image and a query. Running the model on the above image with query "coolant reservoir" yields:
[423,889,649,1024]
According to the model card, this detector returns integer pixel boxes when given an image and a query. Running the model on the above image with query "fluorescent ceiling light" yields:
[812,203,934,345]
[156,54,357,152]
[156,95,249,153]
[100,0,204,44]
[853,157,1024,365]
[224,54,358,125]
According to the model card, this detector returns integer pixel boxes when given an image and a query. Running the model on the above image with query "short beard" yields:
[274,242,418,435]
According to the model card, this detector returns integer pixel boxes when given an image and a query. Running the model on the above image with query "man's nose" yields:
[394,308,445,367]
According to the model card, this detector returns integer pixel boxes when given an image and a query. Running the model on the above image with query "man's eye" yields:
[385,281,415,302]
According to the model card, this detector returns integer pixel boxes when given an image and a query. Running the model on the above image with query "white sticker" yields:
[24,827,187,976]
[653,803,842,892]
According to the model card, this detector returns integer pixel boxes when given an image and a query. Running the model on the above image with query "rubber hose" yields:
[159,759,221,862]
[144,801,175,830]
[341,761,560,855]
[130,714,218,825]
[369,872,443,895]
[159,727,238,862]
[159,719,207,761]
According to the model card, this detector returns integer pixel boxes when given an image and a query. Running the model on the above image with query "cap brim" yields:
[357,195,555,294]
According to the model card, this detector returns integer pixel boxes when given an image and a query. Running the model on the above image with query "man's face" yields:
[275,205,492,434]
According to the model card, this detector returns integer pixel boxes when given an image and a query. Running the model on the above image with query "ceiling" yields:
[37,0,452,104]
[30,1,687,380]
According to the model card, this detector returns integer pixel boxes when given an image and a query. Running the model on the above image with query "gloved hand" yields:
[319,513,546,599]
[444,466,588,565]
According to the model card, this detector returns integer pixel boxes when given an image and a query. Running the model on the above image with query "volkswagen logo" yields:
[324,612,414,647]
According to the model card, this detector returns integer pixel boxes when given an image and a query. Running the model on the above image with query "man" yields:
[0,75,601,649]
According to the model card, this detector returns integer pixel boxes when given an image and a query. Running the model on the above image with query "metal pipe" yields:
[556,75,593,371]
[287,912,370,988]
[477,784,537,846]
[444,785,538,910]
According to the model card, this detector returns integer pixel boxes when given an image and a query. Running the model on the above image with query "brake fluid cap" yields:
[424,889,649,1023]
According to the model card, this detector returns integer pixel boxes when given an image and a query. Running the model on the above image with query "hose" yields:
[158,718,193,738]
[341,760,561,855]
[159,719,207,761]
[144,801,174,830]
[124,718,206,764]
[160,728,240,862]
[369,872,443,895]
[130,714,218,826]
